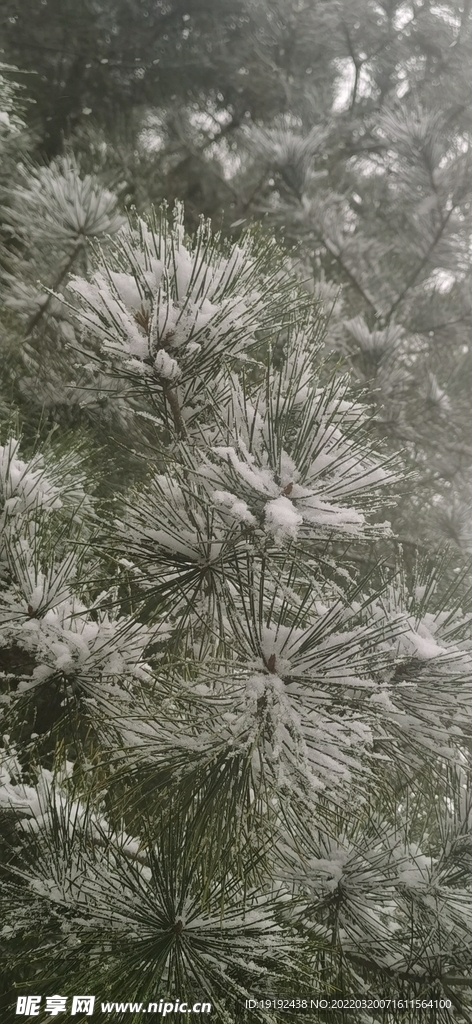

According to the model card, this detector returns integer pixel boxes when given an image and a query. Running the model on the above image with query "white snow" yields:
[153,349,181,381]
[264,495,304,542]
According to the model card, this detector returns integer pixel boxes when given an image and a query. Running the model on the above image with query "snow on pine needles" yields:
[3,205,472,1018]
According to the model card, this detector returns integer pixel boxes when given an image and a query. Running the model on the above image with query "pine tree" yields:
[0,64,31,270]
[220,0,472,553]
[6,0,472,529]
[0,153,137,441]
[2,204,472,1023]
[0,0,282,160]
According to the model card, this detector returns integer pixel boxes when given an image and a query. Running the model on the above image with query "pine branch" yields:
[341,22,363,112]
[163,384,187,439]
[318,232,381,318]
[24,242,83,337]
[385,206,456,323]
